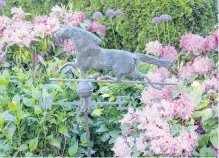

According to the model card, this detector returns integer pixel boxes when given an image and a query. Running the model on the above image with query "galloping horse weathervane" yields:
[49,26,177,157]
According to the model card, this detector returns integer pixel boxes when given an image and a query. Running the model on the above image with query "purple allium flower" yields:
[106,9,115,17]
[0,55,4,64]
[92,11,103,20]
[160,14,172,22]
[0,0,6,8]
[114,9,123,16]
[152,16,161,24]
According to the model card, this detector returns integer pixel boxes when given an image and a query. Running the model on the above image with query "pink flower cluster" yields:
[178,56,214,79]
[0,16,9,33]
[145,41,162,56]
[145,41,177,61]
[2,21,34,47]
[111,137,132,157]
[63,39,76,53]
[11,7,25,21]
[50,5,66,18]
[115,95,197,156]
[33,15,60,36]
[147,67,170,82]
[88,21,106,36]
[180,31,218,53]
[201,76,218,94]
[114,101,198,157]
[65,12,85,26]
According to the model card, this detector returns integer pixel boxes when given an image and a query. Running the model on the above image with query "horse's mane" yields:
[71,26,102,45]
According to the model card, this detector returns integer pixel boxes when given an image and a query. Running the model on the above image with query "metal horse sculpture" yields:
[54,26,174,89]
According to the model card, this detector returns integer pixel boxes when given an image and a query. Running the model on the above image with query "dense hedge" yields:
[5,0,218,51]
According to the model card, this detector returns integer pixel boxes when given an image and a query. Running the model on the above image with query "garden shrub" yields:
[68,0,218,51]
[4,0,218,52]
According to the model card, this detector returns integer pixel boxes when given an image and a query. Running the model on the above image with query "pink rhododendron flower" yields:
[120,108,138,125]
[192,56,213,75]
[88,21,106,36]
[63,39,76,53]
[201,76,218,93]
[33,16,60,36]
[141,83,175,105]
[213,28,218,45]
[112,137,132,157]
[202,35,218,52]
[136,134,147,152]
[176,131,199,156]
[160,45,177,61]
[2,21,34,47]
[0,16,10,33]
[150,135,181,156]
[178,64,194,80]
[173,93,194,120]
[50,5,66,18]
[11,7,25,21]
[65,12,85,26]
[147,67,170,82]
[145,41,162,55]
[180,33,204,53]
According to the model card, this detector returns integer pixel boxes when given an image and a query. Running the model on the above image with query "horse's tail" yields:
[134,53,175,68]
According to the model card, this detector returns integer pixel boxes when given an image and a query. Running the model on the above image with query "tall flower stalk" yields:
[106,9,123,49]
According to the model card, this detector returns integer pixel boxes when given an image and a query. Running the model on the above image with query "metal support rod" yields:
[49,78,177,85]
[84,107,91,157]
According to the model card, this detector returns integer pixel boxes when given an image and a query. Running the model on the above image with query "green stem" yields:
[163,23,167,44]
[110,18,118,49]
[156,24,160,41]
[167,22,170,44]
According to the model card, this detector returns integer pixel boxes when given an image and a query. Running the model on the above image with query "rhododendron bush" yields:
[0,3,218,157]
[112,29,218,157]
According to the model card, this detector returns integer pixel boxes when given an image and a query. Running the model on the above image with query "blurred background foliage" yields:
[5,0,218,52]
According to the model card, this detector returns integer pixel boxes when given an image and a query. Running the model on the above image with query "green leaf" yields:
[6,123,16,139]
[80,133,87,144]
[38,55,46,67]
[8,102,17,111]
[189,87,202,107]
[34,106,42,115]
[32,88,40,99]
[49,138,61,149]
[198,135,209,147]
[199,146,215,157]
[29,137,38,152]
[101,132,110,142]
[193,108,213,120]
[58,125,70,137]
[68,139,78,156]
[109,130,120,138]
[18,144,28,151]
[96,124,108,133]
[172,86,181,98]
[25,152,33,157]
[210,129,218,148]
[0,78,8,87]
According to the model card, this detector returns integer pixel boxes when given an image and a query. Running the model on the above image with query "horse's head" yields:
[54,26,79,40]
[54,26,102,45]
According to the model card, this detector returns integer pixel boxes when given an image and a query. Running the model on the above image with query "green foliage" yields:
[4,0,218,52]
[68,0,217,52]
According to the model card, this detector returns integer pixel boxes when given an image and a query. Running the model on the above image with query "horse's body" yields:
[55,26,175,89]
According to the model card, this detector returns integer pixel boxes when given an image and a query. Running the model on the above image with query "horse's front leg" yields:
[57,61,77,74]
